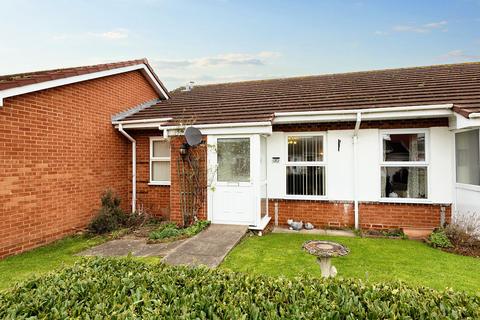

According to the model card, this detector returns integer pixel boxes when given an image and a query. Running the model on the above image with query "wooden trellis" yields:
[176,148,205,226]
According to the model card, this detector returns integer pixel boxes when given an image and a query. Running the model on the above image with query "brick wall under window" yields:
[268,199,451,230]
[0,71,159,258]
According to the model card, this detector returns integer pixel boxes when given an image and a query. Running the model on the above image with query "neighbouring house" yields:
[0,59,170,258]
[1,59,480,257]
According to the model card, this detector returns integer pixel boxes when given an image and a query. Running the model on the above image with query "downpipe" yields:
[118,124,136,213]
[353,112,362,229]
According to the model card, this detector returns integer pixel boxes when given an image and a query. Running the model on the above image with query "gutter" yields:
[273,104,453,124]
[159,121,272,138]
[469,113,480,119]
[352,112,362,230]
[118,124,136,213]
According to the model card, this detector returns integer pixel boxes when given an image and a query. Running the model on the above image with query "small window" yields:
[286,135,325,197]
[150,138,170,184]
[380,131,428,200]
[456,129,480,186]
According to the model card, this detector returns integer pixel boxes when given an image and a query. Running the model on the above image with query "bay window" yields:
[380,131,428,199]
[455,129,480,186]
[286,134,326,197]
[150,138,171,185]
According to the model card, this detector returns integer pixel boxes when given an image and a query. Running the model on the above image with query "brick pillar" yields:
[169,136,207,226]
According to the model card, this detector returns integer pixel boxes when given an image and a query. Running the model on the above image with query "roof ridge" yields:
[178,61,480,90]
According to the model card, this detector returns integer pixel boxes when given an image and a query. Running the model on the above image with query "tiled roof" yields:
[0,59,169,97]
[121,61,480,124]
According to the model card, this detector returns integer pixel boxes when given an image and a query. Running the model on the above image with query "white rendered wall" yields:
[266,127,454,204]
[456,185,480,217]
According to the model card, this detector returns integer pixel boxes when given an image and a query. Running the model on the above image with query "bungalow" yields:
[113,61,480,236]
[1,59,479,257]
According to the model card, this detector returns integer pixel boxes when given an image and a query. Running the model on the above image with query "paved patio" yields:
[78,224,248,268]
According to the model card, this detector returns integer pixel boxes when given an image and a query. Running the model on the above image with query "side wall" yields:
[0,71,159,258]
[267,118,453,230]
[128,132,207,226]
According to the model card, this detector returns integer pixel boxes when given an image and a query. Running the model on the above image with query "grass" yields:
[221,233,480,293]
[0,235,105,291]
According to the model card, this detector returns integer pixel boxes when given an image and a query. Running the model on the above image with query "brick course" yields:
[0,70,159,258]
[268,199,451,230]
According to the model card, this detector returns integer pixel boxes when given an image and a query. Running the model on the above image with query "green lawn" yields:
[0,235,106,291]
[221,233,480,294]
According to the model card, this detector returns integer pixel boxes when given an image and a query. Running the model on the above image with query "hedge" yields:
[1,258,479,319]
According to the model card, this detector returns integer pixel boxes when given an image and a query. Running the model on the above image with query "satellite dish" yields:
[184,126,202,147]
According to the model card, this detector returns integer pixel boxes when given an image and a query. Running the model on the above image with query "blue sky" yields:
[1,0,479,89]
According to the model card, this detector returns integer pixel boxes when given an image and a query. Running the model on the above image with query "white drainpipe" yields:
[353,112,362,229]
[118,124,136,213]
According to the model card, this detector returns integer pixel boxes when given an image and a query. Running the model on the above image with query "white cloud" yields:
[439,49,480,61]
[95,29,129,39]
[393,20,448,33]
[152,51,281,69]
[52,29,129,41]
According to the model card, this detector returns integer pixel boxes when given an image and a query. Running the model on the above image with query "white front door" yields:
[209,136,255,225]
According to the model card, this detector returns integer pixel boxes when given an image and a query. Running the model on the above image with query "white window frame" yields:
[379,128,430,203]
[454,128,480,188]
[284,132,327,200]
[149,137,171,186]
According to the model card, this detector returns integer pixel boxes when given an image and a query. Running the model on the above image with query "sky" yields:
[1,0,479,90]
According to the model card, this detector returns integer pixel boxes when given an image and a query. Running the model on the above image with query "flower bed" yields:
[148,220,210,242]
[1,258,479,319]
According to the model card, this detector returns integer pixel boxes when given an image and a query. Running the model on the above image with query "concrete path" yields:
[78,238,186,257]
[272,227,355,237]
[162,224,248,268]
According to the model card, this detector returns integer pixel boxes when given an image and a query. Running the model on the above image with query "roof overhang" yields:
[273,104,454,124]
[160,121,273,136]
[0,63,169,107]
[451,113,480,130]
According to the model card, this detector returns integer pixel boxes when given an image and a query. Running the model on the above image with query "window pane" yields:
[153,140,170,158]
[152,161,170,181]
[383,133,425,162]
[287,136,323,162]
[456,129,480,185]
[381,166,427,198]
[217,138,250,182]
[286,166,325,196]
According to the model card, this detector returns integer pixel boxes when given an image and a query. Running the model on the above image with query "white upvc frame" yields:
[379,128,431,203]
[453,128,480,188]
[284,132,327,200]
[149,137,171,186]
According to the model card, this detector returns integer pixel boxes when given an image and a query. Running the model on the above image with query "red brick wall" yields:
[169,136,207,226]
[273,118,448,132]
[130,130,170,217]
[269,199,354,228]
[269,199,451,230]
[359,202,451,230]
[0,71,159,258]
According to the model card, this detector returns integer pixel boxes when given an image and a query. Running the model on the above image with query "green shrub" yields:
[148,220,210,241]
[88,190,127,234]
[429,228,453,248]
[1,258,479,319]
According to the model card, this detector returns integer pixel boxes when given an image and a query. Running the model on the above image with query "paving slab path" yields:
[78,238,186,258]
[162,224,248,268]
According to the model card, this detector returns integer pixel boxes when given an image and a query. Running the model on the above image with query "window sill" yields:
[148,181,171,186]
[456,183,480,192]
[283,195,328,201]
[379,198,431,204]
